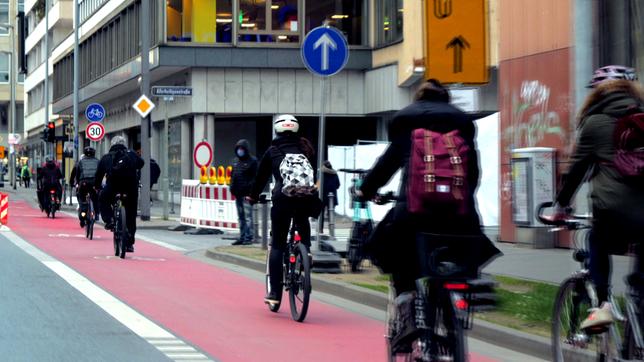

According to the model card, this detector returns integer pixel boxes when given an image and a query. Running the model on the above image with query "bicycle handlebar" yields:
[338,168,368,175]
[537,202,588,230]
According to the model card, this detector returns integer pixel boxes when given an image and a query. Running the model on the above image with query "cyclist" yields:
[95,136,144,252]
[357,80,500,342]
[39,159,63,211]
[248,114,318,305]
[551,65,644,331]
[71,147,100,227]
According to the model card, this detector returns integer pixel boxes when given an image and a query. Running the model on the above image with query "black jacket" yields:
[230,139,258,197]
[250,134,315,201]
[95,144,144,193]
[321,165,340,206]
[41,161,63,187]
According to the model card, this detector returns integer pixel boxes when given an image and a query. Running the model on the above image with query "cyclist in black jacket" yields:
[71,147,100,227]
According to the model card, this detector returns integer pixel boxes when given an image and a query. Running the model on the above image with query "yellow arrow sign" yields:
[425,0,489,84]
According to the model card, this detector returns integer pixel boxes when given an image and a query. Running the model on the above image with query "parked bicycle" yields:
[112,194,129,259]
[539,202,644,362]
[339,168,373,272]
[260,195,312,322]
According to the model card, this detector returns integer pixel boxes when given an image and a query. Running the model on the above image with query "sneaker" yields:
[80,219,85,228]
[391,292,419,350]
[104,222,114,231]
[581,302,614,332]
[264,290,281,304]
[126,245,134,253]
[231,239,245,246]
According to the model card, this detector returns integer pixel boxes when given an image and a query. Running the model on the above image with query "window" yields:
[375,0,403,47]
[305,0,365,46]
[27,83,44,114]
[0,0,8,36]
[166,0,234,43]
[239,0,299,43]
[0,53,8,82]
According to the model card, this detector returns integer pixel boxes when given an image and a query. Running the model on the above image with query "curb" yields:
[205,249,554,360]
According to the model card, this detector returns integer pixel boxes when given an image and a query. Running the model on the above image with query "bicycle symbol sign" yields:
[85,103,106,122]
[86,122,105,141]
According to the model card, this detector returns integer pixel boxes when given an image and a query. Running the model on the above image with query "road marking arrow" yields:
[314,33,337,71]
[446,35,470,73]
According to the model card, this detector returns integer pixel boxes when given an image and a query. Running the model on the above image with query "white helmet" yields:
[274,114,299,134]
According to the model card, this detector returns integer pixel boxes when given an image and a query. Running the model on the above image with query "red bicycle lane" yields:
[10,200,499,362]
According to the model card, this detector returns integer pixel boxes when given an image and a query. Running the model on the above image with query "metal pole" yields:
[9,23,16,190]
[261,199,269,251]
[162,98,170,220]
[328,192,335,239]
[252,204,259,243]
[315,78,327,251]
[44,0,49,158]
[73,0,80,166]
[170,181,175,214]
[139,0,151,221]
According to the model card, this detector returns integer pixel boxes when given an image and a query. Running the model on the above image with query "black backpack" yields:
[78,158,99,183]
[110,149,137,182]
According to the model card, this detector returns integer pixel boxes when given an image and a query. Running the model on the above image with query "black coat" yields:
[95,144,144,193]
[230,139,258,197]
[360,100,500,272]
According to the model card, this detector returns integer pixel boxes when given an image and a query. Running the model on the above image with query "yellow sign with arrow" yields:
[425,0,489,84]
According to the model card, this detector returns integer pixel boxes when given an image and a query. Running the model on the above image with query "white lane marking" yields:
[2,228,213,362]
[158,346,198,352]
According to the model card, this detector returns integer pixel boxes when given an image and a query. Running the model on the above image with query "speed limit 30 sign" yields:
[86,122,105,141]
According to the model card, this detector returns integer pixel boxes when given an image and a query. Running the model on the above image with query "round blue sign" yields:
[301,26,349,77]
[85,103,106,122]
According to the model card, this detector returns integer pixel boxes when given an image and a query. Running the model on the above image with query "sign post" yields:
[301,25,347,268]
[425,0,489,84]
[152,86,193,220]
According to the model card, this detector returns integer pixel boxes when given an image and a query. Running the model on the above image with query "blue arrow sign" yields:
[85,103,106,122]
[301,26,349,77]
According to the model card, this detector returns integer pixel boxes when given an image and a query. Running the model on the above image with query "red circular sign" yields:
[86,122,105,141]
[193,141,213,168]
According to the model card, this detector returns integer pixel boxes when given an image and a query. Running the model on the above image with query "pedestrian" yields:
[150,158,161,190]
[318,160,340,234]
[21,163,32,188]
[230,139,258,245]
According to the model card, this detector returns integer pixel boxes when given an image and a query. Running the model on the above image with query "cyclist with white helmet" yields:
[552,65,644,330]
[248,114,317,304]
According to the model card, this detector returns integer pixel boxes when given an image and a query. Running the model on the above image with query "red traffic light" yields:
[47,122,55,129]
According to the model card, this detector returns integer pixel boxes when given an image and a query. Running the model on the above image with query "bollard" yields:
[252,203,259,243]
[170,181,176,214]
[328,192,336,239]
[261,199,269,251]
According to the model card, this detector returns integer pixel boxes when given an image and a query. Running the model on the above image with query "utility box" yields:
[511,147,557,248]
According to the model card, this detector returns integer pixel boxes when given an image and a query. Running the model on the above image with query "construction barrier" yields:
[0,192,8,225]
[180,180,238,231]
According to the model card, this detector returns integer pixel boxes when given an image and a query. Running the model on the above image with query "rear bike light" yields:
[454,298,469,311]
[289,255,296,264]
[444,283,469,291]
[294,232,301,242]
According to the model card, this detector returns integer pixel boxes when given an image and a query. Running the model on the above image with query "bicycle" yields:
[112,194,129,259]
[46,188,59,218]
[339,168,373,272]
[259,195,312,322]
[82,192,96,240]
[385,231,497,362]
[538,202,644,362]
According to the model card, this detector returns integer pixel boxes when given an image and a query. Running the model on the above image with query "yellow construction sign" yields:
[425,0,489,84]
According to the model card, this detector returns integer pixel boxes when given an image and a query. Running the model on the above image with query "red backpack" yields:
[407,129,470,214]
[613,112,644,182]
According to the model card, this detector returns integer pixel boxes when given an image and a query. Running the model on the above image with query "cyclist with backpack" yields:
[551,66,644,331]
[248,114,319,305]
[39,159,63,211]
[95,136,144,252]
[71,147,100,227]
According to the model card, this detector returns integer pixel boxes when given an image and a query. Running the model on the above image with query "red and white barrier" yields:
[180,180,238,231]
[0,193,8,225]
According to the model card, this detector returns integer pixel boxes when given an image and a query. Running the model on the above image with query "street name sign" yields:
[85,103,106,122]
[425,0,489,84]
[133,95,156,118]
[151,86,193,97]
[86,122,105,142]
[301,26,349,77]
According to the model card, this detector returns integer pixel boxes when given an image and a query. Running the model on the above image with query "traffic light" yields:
[46,121,55,142]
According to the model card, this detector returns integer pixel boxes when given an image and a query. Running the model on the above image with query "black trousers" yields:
[100,184,138,245]
[268,197,311,291]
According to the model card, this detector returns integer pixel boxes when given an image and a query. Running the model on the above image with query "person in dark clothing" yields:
[358,80,501,296]
[150,159,161,188]
[71,147,100,227]
[552,66,644,331]
[319,160,340,233]
[230,139,258,245]
[249,114,317,304]
[95,136,144,252]
[39,159,63,211]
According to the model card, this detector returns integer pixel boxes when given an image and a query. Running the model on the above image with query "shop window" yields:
[0,0,8,36]
[305,0,365,46]
[239,0,299,43]
[166,0,233,43]
[375,0,403,47]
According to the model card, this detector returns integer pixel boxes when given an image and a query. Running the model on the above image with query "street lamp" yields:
[0,23,17,190]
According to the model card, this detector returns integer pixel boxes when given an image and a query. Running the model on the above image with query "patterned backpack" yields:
[276,148,316,197]
[612,112,644,182]
[407,129,470,214]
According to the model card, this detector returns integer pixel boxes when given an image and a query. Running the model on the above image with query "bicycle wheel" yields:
[289,243,311,322]
[86,200,94,240]
[348,243,362,272]
[118,206,127,259]
[552,276,596,362]
[430,299,466,362]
